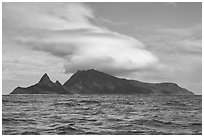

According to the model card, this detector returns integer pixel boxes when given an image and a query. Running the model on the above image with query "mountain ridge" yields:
[11,73,70,94]
[10,69,194,95]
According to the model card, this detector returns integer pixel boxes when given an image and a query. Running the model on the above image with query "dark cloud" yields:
[15,39,76,58]
[32,42,76,58]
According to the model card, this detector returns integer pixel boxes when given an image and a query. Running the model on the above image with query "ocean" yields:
[2,94,202,135]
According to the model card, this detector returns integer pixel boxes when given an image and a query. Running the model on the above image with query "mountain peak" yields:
[38,73,52,84]
[87,69,97,72]
[63,69,118,88]
[55,80,62,86]
[76,69,97,73]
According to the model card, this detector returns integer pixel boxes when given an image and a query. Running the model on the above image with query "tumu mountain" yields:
[10,69,194,95]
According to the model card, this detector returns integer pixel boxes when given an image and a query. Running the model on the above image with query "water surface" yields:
[2,95,202,135]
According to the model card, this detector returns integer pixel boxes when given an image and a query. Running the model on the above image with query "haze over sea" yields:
[2,94,202,135]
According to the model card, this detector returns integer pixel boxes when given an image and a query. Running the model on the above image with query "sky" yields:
[2,2,202,95]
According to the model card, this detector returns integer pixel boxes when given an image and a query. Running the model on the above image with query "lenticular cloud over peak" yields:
[62,30,158,74]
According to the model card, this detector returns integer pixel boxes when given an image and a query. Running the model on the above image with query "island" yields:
[10,69,194,95]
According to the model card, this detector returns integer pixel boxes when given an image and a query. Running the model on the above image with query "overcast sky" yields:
[2,2,202,95]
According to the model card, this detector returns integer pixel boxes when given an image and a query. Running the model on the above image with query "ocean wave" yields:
[2,95,202,135]
[2,117,36,125]
[21,131,40,135]
[163,100,187,107]
[79,100,100,104]
[52,101,76,107]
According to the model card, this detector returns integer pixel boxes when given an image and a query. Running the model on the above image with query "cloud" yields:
[14,28,158,75]
[3,2,99,30]
[165,2,178,7]
[3,50,65,79]
[133,24,202,94]
[157,24,201,38]
[136,24,202,56]
[3,2,158,76]
[96,16,128,26]
[158,25,202,56]
[169,39,202,55]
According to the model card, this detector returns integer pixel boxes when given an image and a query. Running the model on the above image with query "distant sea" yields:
[2,94,202,135]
